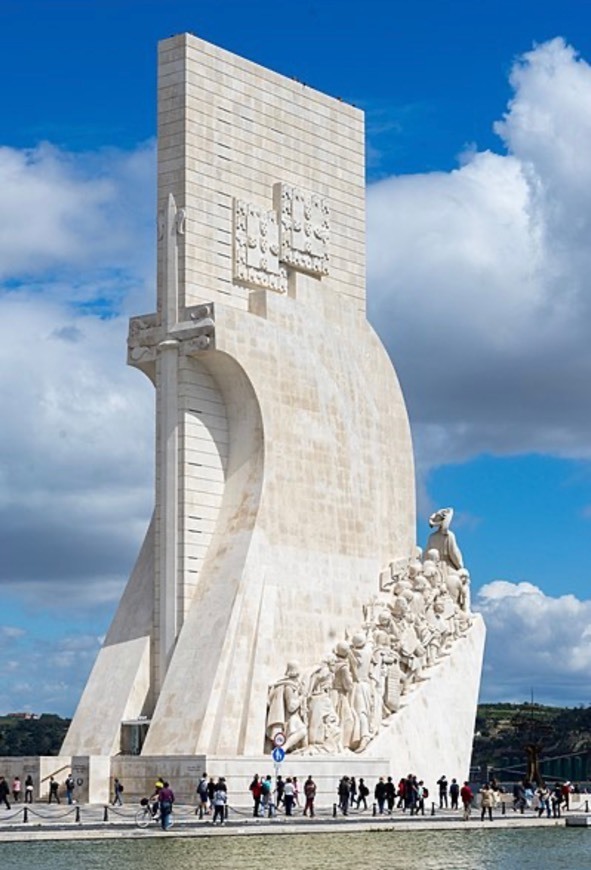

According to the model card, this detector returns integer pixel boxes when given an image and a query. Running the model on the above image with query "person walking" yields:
[480,783,494,822]
[449,778,459,810]
[196,773,209,815]
[24,775,34,804]
[249,774,263,817]
[357,778,369,811]
[158,781,175,830]
[416,780,426,815]
[65,773,75,805]
[112,778,124,806]
[261,775,273,815]
[385,776,396,814]
[437,775,449,809]
[48,776,60,804]
[276,775,285,807]
[283,777,296,816]
[397,777,406,809]
[536,784,551,818]
[11,776,21,802]
[212,780,227,825]
[374,777,387,814]
[207,776,216,812]
[338,776,351,815]
[512,780,526,814]
[303,775,317,817]
[0,777,11,810]
[460,781,473,820]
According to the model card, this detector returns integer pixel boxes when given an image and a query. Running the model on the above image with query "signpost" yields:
[271,739,286,817]
[272,746,286,764]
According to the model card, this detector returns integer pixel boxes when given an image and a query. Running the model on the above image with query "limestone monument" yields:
[58,33,485,799]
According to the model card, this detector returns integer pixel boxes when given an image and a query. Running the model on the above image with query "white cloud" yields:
[0,141,156,289]
[475,580,591,705]
[367,37,591,470]
[0,142,156,610]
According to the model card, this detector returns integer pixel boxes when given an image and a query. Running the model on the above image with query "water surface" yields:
[3,828,589,870]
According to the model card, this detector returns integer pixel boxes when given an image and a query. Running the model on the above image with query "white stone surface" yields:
[60,31,483,792]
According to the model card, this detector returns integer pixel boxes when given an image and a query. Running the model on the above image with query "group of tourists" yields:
[473,778,580,822]
[247,773,316,817]
[0,775,34,808]
[510,779,577,818]
[195,773,228,824]
[0,772,84,808]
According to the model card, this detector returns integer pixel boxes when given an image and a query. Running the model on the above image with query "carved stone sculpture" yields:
[266,662,307,752]
[426,508,463,570]
[266,507,474,755]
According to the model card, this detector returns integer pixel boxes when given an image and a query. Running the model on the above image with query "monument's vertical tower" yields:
[62,34,419,759]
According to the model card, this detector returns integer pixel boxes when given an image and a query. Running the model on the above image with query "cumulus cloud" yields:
[368,37,591,470]
[0,142,156,612]
[475,580,591,705]
[0,141,156,290]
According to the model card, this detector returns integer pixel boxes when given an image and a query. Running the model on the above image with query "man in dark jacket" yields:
[374,777,387,814]
[338,776,351,815]
[0,777,10,810]
[385,776,396,814]
[437,775,448,808]
[158,781,175,830]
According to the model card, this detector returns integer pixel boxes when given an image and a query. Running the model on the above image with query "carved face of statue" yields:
[285,661,300,678]
[408,560,422,578]
[426,549,441,564]
[390,598,408,619]
[351,633,366,649]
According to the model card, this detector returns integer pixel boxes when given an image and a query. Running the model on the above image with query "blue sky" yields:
[2,0,591,715]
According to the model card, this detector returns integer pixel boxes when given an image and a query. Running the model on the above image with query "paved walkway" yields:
[0,802,574,842]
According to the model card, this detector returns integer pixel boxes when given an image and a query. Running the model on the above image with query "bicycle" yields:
[135,798,175,829]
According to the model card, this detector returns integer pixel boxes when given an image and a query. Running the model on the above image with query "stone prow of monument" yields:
[60,33,485,790]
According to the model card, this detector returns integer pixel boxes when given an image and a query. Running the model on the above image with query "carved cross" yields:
[126,193,215,692]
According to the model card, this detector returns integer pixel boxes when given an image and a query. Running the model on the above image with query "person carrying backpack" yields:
[196,773,209,815]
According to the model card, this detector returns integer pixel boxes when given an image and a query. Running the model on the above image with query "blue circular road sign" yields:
[272,746,286,763]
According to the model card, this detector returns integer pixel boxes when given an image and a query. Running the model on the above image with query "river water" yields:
[2,828,590,870]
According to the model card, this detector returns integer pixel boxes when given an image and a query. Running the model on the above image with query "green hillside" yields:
[472,703,591,782]
[0,715,70,756]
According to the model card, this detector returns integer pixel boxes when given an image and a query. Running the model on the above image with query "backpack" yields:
[119,784,124,793]
[423,787,429,799]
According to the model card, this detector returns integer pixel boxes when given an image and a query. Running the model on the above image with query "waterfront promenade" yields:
[0,801,575,842]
